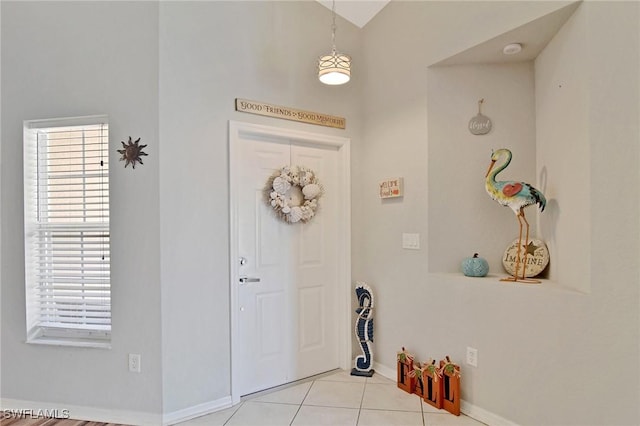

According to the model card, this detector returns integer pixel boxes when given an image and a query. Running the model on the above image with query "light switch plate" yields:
[402,233,420,250]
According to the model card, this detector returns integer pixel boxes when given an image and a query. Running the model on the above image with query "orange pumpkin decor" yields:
[397,350,461,415]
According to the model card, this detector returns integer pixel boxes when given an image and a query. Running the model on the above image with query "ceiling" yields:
[314,0,581,65]
[315,0,390,28]
[434,2,580,66]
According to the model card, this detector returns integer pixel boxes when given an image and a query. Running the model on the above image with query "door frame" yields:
[228,120,351,404]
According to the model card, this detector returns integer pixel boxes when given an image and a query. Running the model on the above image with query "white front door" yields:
[229,122,350,399]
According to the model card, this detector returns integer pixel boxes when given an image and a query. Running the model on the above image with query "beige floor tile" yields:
[366,373,395,385]
[252,381,313,405]
[317,369,368,383]
[422,402,442,414]
[357,409,424,426]
[174,374,489,426]
[292,405,359,426]
[225,401,299,426]
[303,381,365,409]
[361,383,422,412]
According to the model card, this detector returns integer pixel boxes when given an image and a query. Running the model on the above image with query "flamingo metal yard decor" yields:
[485,149,546,283]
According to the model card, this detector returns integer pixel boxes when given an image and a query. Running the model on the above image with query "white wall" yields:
[536,5,590,292]
[1,1,162,419]
[533,2,639,422]
[1,1,638,425]
[158,0,362,416]
[427,62,537,275]
[0,0,3,397]
[352,0,576,288]
[1,0,362,421]
[358,1,639,425]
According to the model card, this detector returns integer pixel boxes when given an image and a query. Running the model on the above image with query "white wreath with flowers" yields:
[266,166,323,224]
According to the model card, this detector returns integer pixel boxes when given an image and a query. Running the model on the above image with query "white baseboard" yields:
[0,398,161,425]
[162,396,233,426]
[460,400,519,426]
[372,360,396,380]
[373,362,519,426]
[1,395,235,426]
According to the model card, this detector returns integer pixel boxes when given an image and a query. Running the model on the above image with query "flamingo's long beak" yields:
[485,160,496,177]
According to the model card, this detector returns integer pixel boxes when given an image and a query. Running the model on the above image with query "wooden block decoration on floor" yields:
[397,347,415,394]
[440,356,461,416]
[412,362,426,399]
[422,359,443,410]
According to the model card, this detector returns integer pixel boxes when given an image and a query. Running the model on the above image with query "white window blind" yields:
[24,116,110,347]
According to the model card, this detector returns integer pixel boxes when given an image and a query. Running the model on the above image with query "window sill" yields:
[27,335,112,349]
[27,327,111,349]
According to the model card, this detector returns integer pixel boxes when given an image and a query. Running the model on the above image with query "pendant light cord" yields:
[331,0,337,54]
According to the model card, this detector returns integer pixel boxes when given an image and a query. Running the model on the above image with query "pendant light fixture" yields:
[318,0,351,85]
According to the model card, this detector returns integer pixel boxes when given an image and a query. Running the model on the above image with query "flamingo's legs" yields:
[501,209,540,284]
[520,210,530,280]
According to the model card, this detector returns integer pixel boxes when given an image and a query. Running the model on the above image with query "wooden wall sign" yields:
[502,238,549,278]
[235,98,346,129]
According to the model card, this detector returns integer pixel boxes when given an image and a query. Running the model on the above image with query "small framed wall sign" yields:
[379,177,404,198]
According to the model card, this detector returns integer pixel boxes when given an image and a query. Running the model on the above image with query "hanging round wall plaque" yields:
[502,238,549,278]
[469,99,492,135]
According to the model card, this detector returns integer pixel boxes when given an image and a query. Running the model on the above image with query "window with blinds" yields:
[23,116,110,347]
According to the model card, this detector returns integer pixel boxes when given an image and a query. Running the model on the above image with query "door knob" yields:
[239,276,261,284]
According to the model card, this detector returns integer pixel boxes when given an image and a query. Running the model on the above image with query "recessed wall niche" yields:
[427,62,536,276]
[425,2,589,293]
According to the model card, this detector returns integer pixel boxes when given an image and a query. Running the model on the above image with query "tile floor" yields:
[178,369,485,426]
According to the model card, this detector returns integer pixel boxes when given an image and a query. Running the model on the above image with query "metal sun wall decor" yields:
[351,282,374,377]
[118,136,147,169]
[485,148,547,283]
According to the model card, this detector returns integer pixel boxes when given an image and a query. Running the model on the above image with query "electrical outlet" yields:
[466,347,478,367]
[129,353,141,373]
